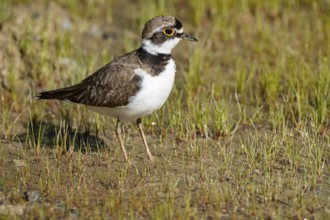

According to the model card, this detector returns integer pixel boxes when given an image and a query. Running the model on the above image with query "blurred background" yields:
[1,1,329,129]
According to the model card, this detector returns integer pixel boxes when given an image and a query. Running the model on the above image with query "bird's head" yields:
[141,16,198,55]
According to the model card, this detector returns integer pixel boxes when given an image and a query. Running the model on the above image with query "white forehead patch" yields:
[175,27,184,34]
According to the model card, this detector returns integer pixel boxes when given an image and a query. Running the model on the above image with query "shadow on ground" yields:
[16,117,108,153]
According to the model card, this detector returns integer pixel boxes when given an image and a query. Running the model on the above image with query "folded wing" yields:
[37,51,142,108]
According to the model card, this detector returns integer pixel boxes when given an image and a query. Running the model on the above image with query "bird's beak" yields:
[178,32,198,42]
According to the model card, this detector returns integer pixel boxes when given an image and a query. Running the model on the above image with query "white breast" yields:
[126,59,176,118]
[88,59,176,121]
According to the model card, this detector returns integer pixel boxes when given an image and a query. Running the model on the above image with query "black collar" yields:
[137,47,172,76]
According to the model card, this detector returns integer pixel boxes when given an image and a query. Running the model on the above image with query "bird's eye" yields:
[163,28,175,37]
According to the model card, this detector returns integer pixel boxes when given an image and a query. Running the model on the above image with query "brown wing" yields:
[38,51,142,108]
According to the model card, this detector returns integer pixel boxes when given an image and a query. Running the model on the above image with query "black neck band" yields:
[137,47,172,75]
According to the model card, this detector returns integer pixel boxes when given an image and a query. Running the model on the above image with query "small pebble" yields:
[89,24,100,37]
[102,32,110,40]
[69,207,80,219]
[61,18,72,31]
[55,200,66,211]
[13,159,26,168]
[24,190,41,202]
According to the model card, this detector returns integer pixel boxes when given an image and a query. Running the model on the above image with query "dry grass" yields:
[1,0,330,219]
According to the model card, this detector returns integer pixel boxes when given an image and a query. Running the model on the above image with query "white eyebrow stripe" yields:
[153,27,163,33]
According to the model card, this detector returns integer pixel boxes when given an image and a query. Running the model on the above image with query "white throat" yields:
[142,38,181,55]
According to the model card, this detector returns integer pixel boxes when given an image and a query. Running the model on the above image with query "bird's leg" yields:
[136,118,155,162]
[115,118,128,162]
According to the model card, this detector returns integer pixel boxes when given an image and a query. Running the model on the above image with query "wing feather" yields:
[37,51,142,108]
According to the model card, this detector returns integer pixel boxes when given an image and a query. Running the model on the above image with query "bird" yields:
[37,16,198,162]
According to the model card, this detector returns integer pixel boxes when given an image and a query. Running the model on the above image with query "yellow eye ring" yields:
[163,28,175,37]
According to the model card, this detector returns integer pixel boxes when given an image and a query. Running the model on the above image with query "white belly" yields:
[88,59,176,121]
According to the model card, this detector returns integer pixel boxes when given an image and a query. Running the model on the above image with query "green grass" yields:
[1,0,330,219]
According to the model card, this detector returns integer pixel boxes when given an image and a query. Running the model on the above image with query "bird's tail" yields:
[36,84,85,103]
